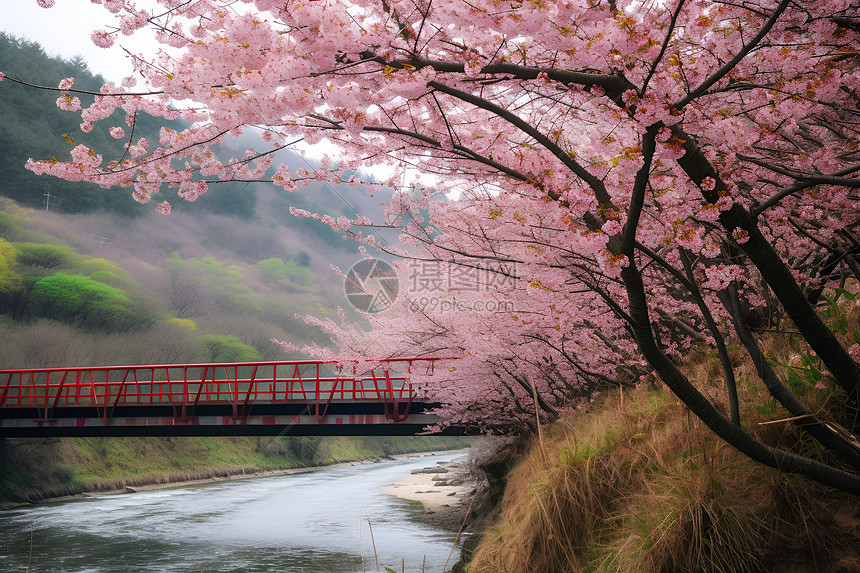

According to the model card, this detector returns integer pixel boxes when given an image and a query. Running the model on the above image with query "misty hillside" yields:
[0,34,395,370]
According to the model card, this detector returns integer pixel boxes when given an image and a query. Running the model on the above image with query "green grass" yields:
[0,435,476,503]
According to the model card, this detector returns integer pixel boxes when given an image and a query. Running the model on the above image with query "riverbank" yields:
[462,384,860,573]
[0,435,477,507]
[381,454,479,531]
[0,448,473,510]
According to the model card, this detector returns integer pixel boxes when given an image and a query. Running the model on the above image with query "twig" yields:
[26,530,33,573]
[758,414,814,425]
[443,496,475,573]
[360,508,365,573]
[368,518,379,571]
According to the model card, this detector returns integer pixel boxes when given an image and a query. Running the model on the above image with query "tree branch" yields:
[428,80,615,207]
[720,284,860,470]
[672,0,791,110]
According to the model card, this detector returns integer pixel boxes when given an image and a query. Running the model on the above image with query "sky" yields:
[3,1,162,83]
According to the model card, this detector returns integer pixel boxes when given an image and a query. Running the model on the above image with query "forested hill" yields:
[0,32,387,226]
[1,32,151,216]
[0,32,265,218]
[0,35,395,370]
[0,32,389,233]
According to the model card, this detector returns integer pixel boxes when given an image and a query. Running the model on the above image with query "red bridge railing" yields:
[0,358,450,428]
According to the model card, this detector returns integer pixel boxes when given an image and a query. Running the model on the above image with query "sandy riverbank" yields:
[380,455,478,531]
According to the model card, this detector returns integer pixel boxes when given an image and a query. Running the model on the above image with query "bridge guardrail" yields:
[0,357,454,428]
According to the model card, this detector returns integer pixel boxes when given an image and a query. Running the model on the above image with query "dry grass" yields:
[467,376,860,573]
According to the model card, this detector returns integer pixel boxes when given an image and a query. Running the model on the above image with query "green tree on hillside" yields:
[13,242,77,273]
[0,239,21,290]
[202,334,261,362]
[0,238,23,315]
[294,250,311,267]
[166,254,261,314]
[256,257,314,286]
[27,272,142,331]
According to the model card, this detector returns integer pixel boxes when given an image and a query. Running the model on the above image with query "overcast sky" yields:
[3,1,161,83]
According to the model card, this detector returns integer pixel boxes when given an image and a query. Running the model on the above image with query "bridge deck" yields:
[0,358,453,437]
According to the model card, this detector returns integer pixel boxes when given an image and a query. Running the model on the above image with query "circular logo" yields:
[344,258,399,313]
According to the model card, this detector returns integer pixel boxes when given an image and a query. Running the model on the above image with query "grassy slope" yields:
[465,378,860,573]
[0,435,476,504]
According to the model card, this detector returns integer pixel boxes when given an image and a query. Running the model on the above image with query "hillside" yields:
[455,337,860,573]
[0,32,171,216]
[0,190,365,367]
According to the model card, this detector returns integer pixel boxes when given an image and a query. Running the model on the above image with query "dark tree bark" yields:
[617,147,860,493]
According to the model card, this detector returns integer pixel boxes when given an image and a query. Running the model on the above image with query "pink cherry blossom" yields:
[91,30,115,48]
[14,0,860,490]
[56,96,81,111]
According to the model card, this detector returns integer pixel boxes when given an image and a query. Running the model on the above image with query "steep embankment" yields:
[460,380,860,573]
[0,435,476,505]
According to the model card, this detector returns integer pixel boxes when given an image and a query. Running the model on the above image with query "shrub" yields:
[13,242,77,272]
[27,272,139,331]
[202,334,262,362]
[256,257,314,286]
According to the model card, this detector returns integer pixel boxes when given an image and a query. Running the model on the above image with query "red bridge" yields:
[0,358,457,437]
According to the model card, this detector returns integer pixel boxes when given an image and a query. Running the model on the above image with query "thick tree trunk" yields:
[675,137,860,405]
[723,205,859,403]
[720,286,860,470]
[619,139,860,493]
[620,260,860,493]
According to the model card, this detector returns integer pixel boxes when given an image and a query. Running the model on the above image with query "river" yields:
[0,452,466,573]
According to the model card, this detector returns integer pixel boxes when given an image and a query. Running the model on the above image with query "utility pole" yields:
[43,186,54,212]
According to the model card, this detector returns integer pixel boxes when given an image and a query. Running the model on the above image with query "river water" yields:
[0,452,466,573]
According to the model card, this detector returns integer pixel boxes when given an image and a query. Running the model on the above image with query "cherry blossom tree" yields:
[6,0,860,492]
